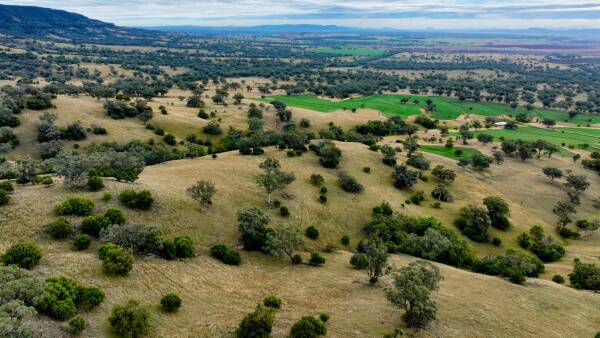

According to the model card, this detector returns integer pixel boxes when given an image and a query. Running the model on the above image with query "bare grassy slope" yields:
[1,141,600,337]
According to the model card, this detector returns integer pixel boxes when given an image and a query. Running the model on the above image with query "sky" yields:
[3,0,600,29]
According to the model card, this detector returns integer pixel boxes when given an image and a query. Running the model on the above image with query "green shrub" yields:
[235,305,275,338]
[101,193,112,202]
[80,215,111,237]
[37,276,79,320]
[569,259,600,290]
[340,235,350,246]
[508,269,525,284]
[279,206,290,217]
[318,195,327,204]
[86,176,104,191]
[47,218,72,239]
[409,191,425,205]
[54,197,94,216]
[431,184,453,202]
[1,241,43,269]
[337,172,363,193]
[210,244,241,265]
[0,189,9,206]
[517,233,530,249]
[72,234,91,251]
[77,285,105,308]
[319,313,329,323]
[104,208,126,224]
[119,189,154,210]
[290,316,327,338]
[174,236,194,258]
[305,226,319,240]
[309,252,325,266]
[160,240,176,260]
[263,296,282,309]
[552,274,565,284]
[0,180,14,192]
[350,253,368,269]
[492,237,502,246]
[98,244,134,276]
[291,254,302,264]
[160,293,182,312]
[68,316,87,334]
[109,300,151,338]
[100,223,162,255]
[309,174,324,186]
[362,166,371,173]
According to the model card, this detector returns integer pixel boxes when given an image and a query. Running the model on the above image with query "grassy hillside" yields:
[2,141,600,336]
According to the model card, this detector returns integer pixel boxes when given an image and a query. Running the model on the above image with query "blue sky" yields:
[3,0,600,29]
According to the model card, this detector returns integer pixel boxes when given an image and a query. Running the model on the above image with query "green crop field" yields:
[419,145,482,160]
[307,47,386,57]
[454,126,600,154]
[258,94,600,124]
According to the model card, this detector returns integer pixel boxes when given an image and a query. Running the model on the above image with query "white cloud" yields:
[3,0,600,28]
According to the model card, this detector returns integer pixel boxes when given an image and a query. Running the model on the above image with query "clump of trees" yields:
[313,141,342,168]
[569,258,600,290]
[473,249,544,284]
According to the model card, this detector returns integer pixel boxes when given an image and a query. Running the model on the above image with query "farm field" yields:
[459,126,600,154]
[258,94,600,124]
[419,145,483,160]
[307,47,386,57]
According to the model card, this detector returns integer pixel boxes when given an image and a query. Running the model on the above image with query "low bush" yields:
[1,241,43,269]
[280,206,290,217]
[309,174,324,186]
[340,235,350,246]
[104,208,126,225]
[68,316,87,334]
[160,240,177,260]
[174,235,194,258]
[0,180,14,192]
[86,176,104,191]
[291,254,302,264]
[235,305,275,338]
[569,259,600,290]
[309,252,325,266]
[77,285,105,308]
[160,293,182,312]
[210,244,241,265]
[98,244,134,276]
[263,296,282,309]
[109,300,151,338]
[80,215,111,237]
[290,316,327,338]
[337,172,364,193]
[54,197,94,216]
[47,218,72,239]
[350,253,368,269]
[305,226,319,240]
[100,223,162,255]
[431,184,453,202]
[0,189,10,206]
[409,191,425,205]
[552,274,565,284]
[119,189,154,210]
[72,234,91,251]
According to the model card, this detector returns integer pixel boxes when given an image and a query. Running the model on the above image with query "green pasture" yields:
[257,94,600,124]
[453,126,600,154]
[419,145,482,160]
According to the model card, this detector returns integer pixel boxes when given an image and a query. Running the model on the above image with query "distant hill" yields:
[144,24,399,35]
[0,4,160,44]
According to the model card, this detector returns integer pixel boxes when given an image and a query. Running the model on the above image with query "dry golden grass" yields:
[2,141,600,337]
[7,95,153,160]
